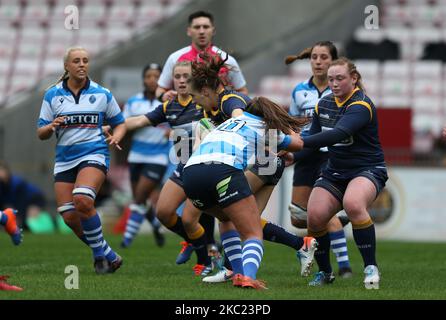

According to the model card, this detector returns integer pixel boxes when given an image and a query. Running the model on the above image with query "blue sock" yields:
[82,232,117,262]
[81,213,105,259]
[221,230,243,275]
[329,230,351,269]
[242,238,264,280]
[122,204,146,246]
[0,211,7,225]
[102,240,118,262]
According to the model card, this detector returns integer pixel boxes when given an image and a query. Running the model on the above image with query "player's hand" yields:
[104,130,122,150]
[442,126,446,139]
[51,116,66,131]
[163,90,177,101]
[280,151,295,167]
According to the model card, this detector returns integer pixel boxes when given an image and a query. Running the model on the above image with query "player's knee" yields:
[72,186,97,213]
[307,208,326,230]
[155,204,172,224]
[343,198,365,216]
[73,195,94,214]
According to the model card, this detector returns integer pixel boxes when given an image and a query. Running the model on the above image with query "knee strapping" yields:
[72,186,97,200]
[57,202,75,215]
[288,202,308,221]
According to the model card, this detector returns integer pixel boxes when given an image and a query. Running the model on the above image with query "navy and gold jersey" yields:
[145,95,204,160]
[204,89,251,125]
[311,87,386,172]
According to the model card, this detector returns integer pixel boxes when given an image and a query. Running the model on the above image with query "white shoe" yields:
[202,268,233,283]
[364,265,380,289]
[297,237,318,277]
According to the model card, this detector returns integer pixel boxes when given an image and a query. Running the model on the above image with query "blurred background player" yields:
[301,58,387,289]
[120,63,167,249]
[156,10,248,101]
[285,41,353,278]
[0,208,22,246]
[0,208,23,291]
[0,161,49,232]
[37,47,126,274]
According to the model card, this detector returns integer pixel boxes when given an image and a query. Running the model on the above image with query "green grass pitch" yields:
[1,233,445,300]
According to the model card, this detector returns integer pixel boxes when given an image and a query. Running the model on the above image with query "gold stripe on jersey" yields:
[220,94,248,116]
[162,100,169,114]
[178,95,193,107]
[334,87,360,107]
[347,101,373,121]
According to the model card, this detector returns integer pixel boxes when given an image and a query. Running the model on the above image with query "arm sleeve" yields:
[157,54,175,89]
[292,148,319,163]
[105,96,125,128]
[227,56,247,90]
[145,103,167,126]
[37,92,54,128]
[221,96,247,117]
[122,101,131,119]
[302,104,370,148]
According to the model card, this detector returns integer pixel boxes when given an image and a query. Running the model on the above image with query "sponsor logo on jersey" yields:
[60,113,100,128]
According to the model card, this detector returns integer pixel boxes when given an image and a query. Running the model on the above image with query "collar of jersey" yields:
[177,95,192,107]
[62,77,91,94]
[334,87,360,107]
[191,43,214,56]
[308,76,330,96]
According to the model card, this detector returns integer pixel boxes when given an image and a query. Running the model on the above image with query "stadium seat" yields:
[20,27,47,46]
[382,61,411,79]
[413,61,442,78]
[380,95,411,109]
[412,95,442,113]
[108,4,134,23]
[289,60,312,78]
[17,42,44,59]
[354,60,381,80]
[42,58,64,77]
[381,78,411,96]
[0,3,21,23]
[13,58,41,77]
[413,79,441,96]
[80,3,106,23]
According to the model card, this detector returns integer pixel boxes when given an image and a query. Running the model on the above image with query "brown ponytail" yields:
[285,47,312,65]
[285,41,338,65]
[247,96,308,134]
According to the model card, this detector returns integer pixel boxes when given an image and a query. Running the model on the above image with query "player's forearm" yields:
[37,125,54,140]
[111,123,127,144]
[125,115,151,131]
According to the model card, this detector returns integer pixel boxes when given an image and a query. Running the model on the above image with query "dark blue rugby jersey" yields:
[145,95,204,160]
[204,89,251,125]
[310,87,386,171]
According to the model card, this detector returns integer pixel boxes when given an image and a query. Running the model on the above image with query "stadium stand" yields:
[0,0,190,106]
[256,0,446,159]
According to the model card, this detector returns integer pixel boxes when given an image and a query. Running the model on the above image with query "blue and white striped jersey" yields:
[289,77,331,136]
[185,112,291,171]
[37,79,125,175]
[123,93,170,165]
